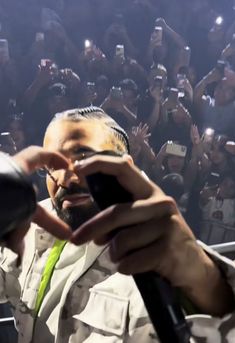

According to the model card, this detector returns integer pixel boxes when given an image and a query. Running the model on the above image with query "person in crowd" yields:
[0,107,235,343]
[101,80,137,132]
[200,172,235,244]
[152,140,193,189]
[194,67,235,138]
[22,64,81,142]
[94,75,110,105]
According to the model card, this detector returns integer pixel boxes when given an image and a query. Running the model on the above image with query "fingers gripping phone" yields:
[86,152,192,343]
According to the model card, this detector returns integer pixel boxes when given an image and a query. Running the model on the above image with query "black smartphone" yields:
[0,132,16,154]
[216,60,226,75]
[153,76,163,89]
[86,82,96,94]
[206,172,220,187]
[168,88,179,103]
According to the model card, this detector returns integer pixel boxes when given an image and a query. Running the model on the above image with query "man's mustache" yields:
[55,183,90,203]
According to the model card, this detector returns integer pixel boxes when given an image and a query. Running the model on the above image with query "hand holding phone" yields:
[0,132,16,155]
[216,60,227,77]
[168,88,179,105]
[41,59,53,68]
[166,141,187,157]
[115,45,125,59]
[151,27,163,47]
[0,39,9,64]
[178,46,191,67]
[36,32,45,42]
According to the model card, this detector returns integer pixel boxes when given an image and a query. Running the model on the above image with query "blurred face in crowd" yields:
[8,120,26,150]
[219,177,235,199]
[44,118,127,230]
[96,83,109,103]
[210,146,227,166]
[47,95,70,116]
[214,80,235,106]
[122,89,137,110]
[45,29,62,52]
[167,155,185,174]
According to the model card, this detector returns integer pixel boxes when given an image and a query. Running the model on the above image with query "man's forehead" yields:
[44,119,111,150]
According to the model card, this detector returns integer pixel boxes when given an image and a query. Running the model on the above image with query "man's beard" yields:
[53,183,100,231]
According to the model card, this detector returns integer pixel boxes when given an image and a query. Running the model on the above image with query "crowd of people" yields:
[1,0,235,244]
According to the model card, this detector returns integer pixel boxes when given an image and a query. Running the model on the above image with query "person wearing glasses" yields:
[0,107,235,343]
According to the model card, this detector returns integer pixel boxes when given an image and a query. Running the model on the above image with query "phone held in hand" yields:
[152,26,163,46]
[85,39,93,50]
[177,74,186,98]
[35,32,45,42]
[86,82,96,94]
[168,88,179,103]
[203,128,215,143]
[41,59,53,68]
[180,46,191,67]
[116,44,125,59]
[166,141,187,158]
[153,76,163,89]
[0,132,16,155]
[0,39,10,63]
[110,86,123,101]
[206,172,220,187]
[216,60,226,76]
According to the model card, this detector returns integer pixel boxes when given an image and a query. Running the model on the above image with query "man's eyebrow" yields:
[59,146,96,155]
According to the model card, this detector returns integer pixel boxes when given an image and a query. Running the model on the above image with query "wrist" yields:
[183,250,234,315]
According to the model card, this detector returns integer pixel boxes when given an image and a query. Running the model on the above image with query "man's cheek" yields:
[46,176,58,200]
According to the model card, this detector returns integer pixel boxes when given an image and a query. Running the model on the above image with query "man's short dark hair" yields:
[48,106,130,154]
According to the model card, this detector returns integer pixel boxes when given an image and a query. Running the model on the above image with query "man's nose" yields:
[57,163,85,189]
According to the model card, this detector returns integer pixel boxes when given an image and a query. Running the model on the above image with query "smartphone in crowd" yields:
[86,82,96,94]
[152,26,163,46]
[41,59,53,68]
[84,39,93,52]
[203,128,215,143]
[206,172,220,187]
[177,74,186,98]
[0,132,16,155]
[216,60,226,76]
[180,46,191,67]
[214,16,224,27]
[166,141,187,158]
[110,86,123,101]
[153,75,163,89]
[35,32,45,42]
[231,33,235,47]
[168,88,179,103]
[115,44,125,59]
[0,39,10,63]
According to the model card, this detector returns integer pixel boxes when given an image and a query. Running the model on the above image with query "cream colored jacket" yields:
[0,199,235,343]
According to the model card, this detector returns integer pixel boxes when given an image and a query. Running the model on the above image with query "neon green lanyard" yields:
[34,240,67,316]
